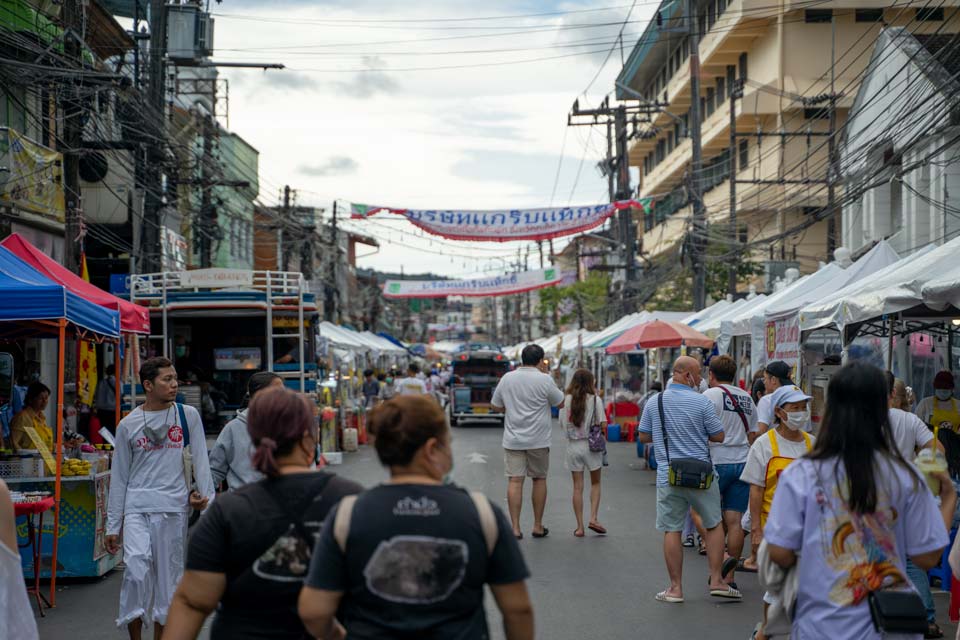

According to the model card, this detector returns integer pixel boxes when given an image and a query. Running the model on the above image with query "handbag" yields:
[658,393,714,489]
[587,397,606,453]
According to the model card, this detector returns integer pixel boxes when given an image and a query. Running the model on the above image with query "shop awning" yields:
[1,233,150,334]
[0,246,120,338]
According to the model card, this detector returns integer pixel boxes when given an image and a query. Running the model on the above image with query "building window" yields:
[805,9,833,22]
[855,8,883,22]
[738,53,748,81]
[739,139,749,170]
[917,7,944,21]
[706,88,715,116]
[804,107,830,119]
[682,39,689,58]
[726,65,736,95]
[718,0,727,15]
[708,1,716,28]
[644,157,650,174]
[716,77,726,104]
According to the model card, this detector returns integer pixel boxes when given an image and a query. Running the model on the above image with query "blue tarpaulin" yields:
[0,246,120,338]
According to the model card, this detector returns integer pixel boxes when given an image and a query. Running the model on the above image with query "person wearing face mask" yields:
[738,384,815,640]
[916,370,960,434]
[165,387,362,640]
[299,395,534,640]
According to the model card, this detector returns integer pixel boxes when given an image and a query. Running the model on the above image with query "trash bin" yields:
[607,424,621,442]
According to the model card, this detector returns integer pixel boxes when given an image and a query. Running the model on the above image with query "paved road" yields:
[34,421,960,639]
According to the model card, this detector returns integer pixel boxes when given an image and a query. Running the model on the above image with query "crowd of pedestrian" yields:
[8,347,960,640]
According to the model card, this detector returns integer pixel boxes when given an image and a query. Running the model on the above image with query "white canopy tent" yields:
[697,297,760,343]
[683,299,732,327]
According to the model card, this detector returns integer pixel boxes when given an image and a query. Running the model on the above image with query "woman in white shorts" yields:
[560,369,607,537]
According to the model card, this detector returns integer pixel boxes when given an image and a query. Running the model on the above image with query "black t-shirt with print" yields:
[186,471,362,640]
[305,483,530,640]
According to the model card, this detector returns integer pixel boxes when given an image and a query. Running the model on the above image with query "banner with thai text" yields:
[384,268,563,299]
[350,200,651,242]
[765,315,801,371]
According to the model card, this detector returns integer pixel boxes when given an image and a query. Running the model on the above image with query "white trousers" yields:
[116,512,188,628]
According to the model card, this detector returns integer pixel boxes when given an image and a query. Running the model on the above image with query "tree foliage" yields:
[539,271,611,329]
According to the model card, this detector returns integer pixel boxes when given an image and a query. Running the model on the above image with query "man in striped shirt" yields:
[639,356,742,603]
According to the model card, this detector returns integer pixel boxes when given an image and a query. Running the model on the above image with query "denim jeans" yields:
[905,557,936,623]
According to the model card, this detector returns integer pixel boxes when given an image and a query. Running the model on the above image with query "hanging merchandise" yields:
[383,268,563,299]
[349,199,651,242]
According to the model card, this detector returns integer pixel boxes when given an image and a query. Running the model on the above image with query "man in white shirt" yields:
[491,344,565,539]
[756,361,793,432]
[702,355,758,588]
[105,357,214,640]
[395,363,429,396]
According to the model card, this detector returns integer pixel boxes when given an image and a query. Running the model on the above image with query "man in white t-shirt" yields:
[755,361,793,432]
[702,355,758,588]
[491,344,564,539]
[740,384,814,640]
[105,357,215,640]
[395,363,429,396]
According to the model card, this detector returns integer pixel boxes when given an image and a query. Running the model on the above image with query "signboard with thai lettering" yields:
[180,268,254,288]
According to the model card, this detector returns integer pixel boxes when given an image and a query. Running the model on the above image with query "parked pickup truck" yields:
[449,346,510,427]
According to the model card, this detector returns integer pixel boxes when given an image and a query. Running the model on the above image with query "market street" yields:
[32,422,960,640]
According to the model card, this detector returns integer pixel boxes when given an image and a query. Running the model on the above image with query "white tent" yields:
[683,299,732,327]
[799,238,960,335]
[697,297,757,337]
[360,331,407,355]
[755,241,901,371]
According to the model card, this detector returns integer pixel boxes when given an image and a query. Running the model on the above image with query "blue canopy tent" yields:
[0,245,120,605]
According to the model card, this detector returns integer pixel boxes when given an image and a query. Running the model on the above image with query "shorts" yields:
[715,462,749,514]
[656,482,722,532]
[565,439,603,472]
[117,512,188,628]
[504,447,550,478]
[741,510,751,533]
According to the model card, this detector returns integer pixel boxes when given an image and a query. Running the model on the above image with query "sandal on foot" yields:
[926,622,944,639]
[721,556,739,580]
[531,527,549,538]
[514,532,523,540]
[588,522,607,535]
[710,585,743,600]
[682,534,695,547]
[655,590,684,603]
[737,558,758,573]
[574,529,585,537]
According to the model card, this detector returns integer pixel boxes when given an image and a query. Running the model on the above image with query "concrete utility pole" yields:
[61,0,82,274]
[281,185,292,271]
[142,0,167,273]
[688,0,707,311]
[614,104,637,315]
[198,114,215,267]
[728,78,743,297]
[326,201,340,323]
[826,13,839,256]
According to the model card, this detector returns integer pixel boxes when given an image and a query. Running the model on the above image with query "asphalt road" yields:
[32,421,960,639]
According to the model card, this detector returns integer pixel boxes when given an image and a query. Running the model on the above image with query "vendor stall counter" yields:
[6,471,118,578]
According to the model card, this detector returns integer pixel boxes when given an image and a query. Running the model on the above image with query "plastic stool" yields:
[607,424,621,442]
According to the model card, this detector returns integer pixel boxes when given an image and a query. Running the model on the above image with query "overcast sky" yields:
[212,0,654,277]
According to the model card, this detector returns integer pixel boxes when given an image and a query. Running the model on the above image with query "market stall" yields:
[0,245,121,604]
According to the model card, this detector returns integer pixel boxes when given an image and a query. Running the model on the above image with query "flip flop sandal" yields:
[574,530,585,537]
[655,590,684,603]
[926,622,944,639]
[682,535,695,547]
[698,543,707,555]
[588,522,607,535]
[721,556,739,580]
[737,558,758,573]
[532,527,549,538]
[514,532,523,540]
[710,585,743,600]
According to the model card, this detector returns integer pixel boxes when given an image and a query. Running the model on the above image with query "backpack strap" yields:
[470,491,499,556]
[176,403,190,447]
[718,385,750,434]
[333,494,358,553]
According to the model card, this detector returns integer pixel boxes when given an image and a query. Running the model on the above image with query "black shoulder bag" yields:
[658,393,714,489]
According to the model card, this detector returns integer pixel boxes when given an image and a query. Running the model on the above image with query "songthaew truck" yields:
[448,344,510,427]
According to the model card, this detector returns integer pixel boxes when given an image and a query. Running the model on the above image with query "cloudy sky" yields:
[212,0,654,277]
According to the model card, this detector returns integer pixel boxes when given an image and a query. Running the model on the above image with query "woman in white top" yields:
[1,479,40,640]
[560,369,607,537]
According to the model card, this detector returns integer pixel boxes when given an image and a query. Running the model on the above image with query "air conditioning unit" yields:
[166,4,215,62]
[79,150,140,225]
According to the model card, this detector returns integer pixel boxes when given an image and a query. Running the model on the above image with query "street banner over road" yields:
[383,268,563,298]
[350,199,652,242]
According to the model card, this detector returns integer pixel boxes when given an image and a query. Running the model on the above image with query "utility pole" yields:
[537,241,547,336]
[614,104,637,315]
[688,0,707,311]
[198,114,215,267]
[142,0,167,273]
[326,201,340,323]
[728,78,743,297]
[281,186,292,271]
[61,0,82,274]
[826,13,838,257]
[575,236,584,329]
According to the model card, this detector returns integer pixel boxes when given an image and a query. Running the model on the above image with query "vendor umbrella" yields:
[605,319,714,354]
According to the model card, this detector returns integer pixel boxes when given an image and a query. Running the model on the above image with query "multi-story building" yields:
[617,0,960,286]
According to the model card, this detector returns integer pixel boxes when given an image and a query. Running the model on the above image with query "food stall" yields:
[0,244,121,604]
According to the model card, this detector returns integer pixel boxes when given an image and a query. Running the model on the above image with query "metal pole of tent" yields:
[266,272,274,371]
[51,319,66,606]
[298,273,305,392]
[115,343,122,425]
[886,315,895,372]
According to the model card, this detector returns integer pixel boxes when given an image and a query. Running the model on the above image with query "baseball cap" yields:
[934,370,955,390]
[770,384,812,408]
[765,361,793,385]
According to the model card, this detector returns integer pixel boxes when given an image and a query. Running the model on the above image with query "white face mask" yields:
[935,389,953,401]
[784,410,810,431]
